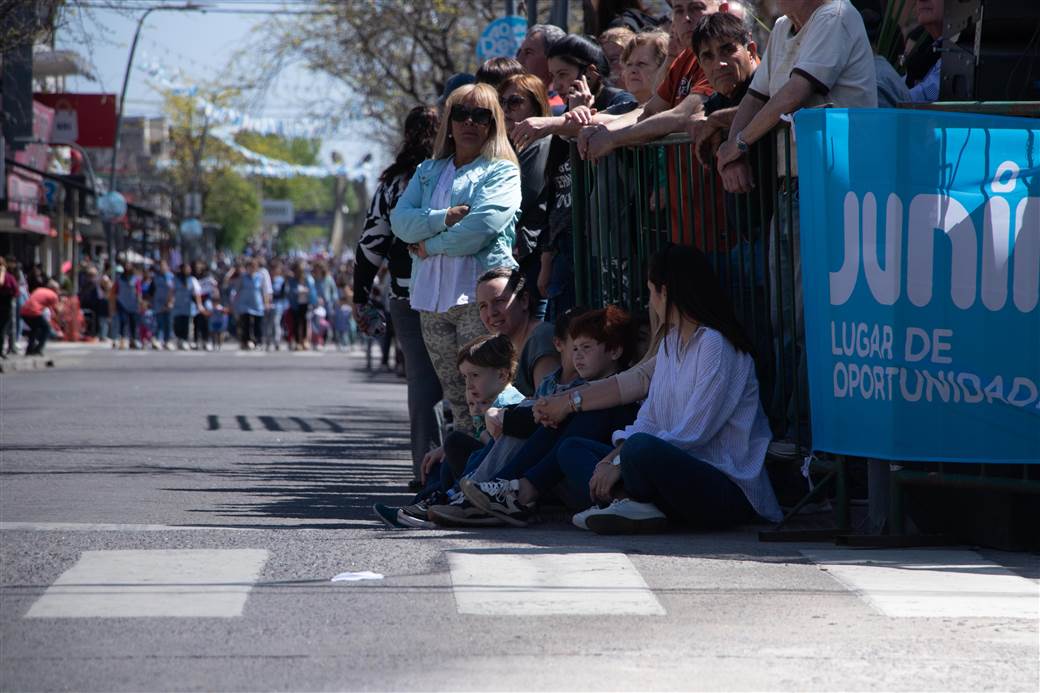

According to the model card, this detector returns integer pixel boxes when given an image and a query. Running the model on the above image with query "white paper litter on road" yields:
[331,571,384,582]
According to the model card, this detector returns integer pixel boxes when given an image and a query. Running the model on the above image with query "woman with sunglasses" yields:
[497,73,553,320]
[391,83,522,437]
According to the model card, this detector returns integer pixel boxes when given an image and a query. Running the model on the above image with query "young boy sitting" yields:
[373,334,523,529]
[434,305,636,526]
[459,305,642,526]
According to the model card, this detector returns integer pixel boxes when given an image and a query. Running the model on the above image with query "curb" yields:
[0,356,57,373]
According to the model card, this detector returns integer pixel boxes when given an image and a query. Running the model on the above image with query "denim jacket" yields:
[389,155,522,289]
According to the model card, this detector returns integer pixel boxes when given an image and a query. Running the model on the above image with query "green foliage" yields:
[206,171,261,251]
[275,224,326,255]
[235,132,334,213]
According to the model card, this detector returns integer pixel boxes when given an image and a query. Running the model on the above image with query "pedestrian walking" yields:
[286,261,316,351]
[171,263,204,350]
[114,264,143,350]
[149,260,175,349]
[234,257,266,350]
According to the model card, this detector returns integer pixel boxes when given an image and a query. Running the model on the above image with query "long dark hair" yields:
[547,33,611,88]
[648,245,755,356]
[380,105,439,184]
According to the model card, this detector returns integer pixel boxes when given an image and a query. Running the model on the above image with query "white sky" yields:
[54,4,384,174]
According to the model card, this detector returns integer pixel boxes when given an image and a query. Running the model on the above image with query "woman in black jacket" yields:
[353,105,442,489]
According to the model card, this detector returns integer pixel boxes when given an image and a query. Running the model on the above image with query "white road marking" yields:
[0,522,256,532]
[802,549,1040,619]
[448,550,665,616]
[25,549,269,619]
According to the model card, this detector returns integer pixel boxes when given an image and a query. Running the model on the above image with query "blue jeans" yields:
[495,405,639,507]
[155,311,172,343]
[617,433,754,528]
[116,305,138,340]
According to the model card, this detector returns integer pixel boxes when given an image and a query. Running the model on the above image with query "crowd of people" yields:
[0,252,400,368]
[359,0,948,534]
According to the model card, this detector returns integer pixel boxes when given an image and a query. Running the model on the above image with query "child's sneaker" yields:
[397,501,436,529]
[428,496,505,527]
[460,478,535,527]
[372,503,405,528]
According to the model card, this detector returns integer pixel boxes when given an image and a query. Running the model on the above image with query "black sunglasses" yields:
[499,94,527,110]
[450,105,493,126]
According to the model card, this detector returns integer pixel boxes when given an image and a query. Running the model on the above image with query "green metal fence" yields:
[570,114,1040,544]
[570,126,806,447]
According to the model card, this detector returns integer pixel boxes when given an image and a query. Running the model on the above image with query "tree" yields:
[234,132,334,214]
[236,1,500,149]
[206,171,261,251]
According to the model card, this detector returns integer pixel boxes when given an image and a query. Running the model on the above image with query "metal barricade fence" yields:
[570,126,807,448]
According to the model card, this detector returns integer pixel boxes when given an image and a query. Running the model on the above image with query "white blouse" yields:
[613,326,783,522]
[409,161,480,313]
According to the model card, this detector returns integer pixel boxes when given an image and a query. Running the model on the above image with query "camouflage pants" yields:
[419,303,488,437]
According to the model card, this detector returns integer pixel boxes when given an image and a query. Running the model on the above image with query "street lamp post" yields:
[105,3,198,274]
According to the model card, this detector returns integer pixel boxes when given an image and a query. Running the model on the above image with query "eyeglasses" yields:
[449,105,493,126]
[499,94,527,111]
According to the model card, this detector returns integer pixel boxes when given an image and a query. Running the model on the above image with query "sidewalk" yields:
[0,340,111,374]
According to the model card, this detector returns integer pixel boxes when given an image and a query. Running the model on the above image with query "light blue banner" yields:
[795,109,1039,463]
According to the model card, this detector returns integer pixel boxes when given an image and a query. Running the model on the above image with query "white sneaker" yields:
[572,505,601,530]
[583,499,667,535]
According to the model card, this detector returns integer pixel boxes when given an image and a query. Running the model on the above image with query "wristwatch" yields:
[569,390,583,413]
[610,453,622,466]
[735,130,749,154]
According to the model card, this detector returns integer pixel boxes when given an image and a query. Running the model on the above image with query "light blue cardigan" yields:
[389,155,522,296]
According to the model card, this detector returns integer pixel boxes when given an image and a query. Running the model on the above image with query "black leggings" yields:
[292,305,308,343]
[239,314,262,345]
[193,313,209,343]
[174,315,191,340]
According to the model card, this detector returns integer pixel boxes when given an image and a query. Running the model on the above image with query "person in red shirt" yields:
[20,280,60,356]
[576,0,718,160]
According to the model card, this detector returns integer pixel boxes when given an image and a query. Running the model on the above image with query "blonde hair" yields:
[499,73,552,118]
[434,83,518,166]
[599,26,635,49]
[621,29,669,67]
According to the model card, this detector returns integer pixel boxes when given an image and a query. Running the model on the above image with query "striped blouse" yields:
[613,326,783,522]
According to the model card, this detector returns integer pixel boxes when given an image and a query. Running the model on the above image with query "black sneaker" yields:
[428,496,505,527]
[372,503,405,528]
[460,478,535,527]
[396,501,436,529]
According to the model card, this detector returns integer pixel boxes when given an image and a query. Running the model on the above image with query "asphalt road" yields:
[1,345,1037,692]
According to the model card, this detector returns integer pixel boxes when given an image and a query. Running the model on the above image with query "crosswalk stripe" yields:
[448,550,665,616]
[25,549,269,619]
[0,522,257,532]
[802,549,1040,619]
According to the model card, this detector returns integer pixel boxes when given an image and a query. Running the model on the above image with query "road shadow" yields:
[169,405,417,526]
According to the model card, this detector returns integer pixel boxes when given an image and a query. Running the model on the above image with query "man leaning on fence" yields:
[715,0,877,448]
[577,0,720,160]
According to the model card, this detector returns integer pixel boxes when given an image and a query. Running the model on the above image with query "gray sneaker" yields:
[428,497,505,527]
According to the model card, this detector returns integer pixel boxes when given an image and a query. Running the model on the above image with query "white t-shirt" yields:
[410,161,481,313]
[749,0,877,175]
